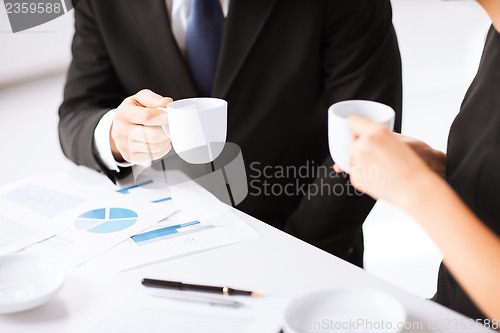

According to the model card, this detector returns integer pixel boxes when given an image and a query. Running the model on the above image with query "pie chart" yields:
[75,208,138,234]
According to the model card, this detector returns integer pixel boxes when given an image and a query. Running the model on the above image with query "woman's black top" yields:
[433,25,500,320]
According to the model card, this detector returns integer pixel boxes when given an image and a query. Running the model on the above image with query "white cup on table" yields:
[160,97,227,164]
[328,100,395,173]
[282,288,406,333]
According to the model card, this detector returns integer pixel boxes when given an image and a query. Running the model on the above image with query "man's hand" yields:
[111,89,173,164]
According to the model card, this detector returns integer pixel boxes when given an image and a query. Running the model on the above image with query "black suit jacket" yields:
[59,0,402,264]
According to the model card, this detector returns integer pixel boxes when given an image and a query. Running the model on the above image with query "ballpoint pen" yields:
[142,278,262,297]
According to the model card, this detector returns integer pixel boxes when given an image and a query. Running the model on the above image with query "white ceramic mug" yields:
[283,288,406,333]
[328,100,395,173]
[161,97,227,164]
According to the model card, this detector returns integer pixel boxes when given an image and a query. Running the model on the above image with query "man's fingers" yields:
[117,90,172,126]
[128,140,172,154]
[122,106,169,126]
[125,144,172,164]
[129,126,169,144]
[133,89,173,108]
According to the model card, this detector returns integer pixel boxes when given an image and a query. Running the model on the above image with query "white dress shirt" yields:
[94,0,230,172]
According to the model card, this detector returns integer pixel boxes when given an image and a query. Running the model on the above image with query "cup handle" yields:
[157,107,171,138]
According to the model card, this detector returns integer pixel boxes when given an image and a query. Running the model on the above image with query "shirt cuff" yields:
[93,109,133,172]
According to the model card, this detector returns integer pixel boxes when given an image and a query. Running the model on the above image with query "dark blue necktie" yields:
[186,0,225,96]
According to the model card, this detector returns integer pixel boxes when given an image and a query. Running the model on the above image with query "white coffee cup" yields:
[162,97,227,164]
[283,288,406,333]
[328,100,395,173]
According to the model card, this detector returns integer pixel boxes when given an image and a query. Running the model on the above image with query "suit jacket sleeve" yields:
[58,0,128,181]
[283,0,403,265]
[322,0,402,131]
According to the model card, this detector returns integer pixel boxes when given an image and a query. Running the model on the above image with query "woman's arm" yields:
[346,115,500,320]
[407,172,500,321]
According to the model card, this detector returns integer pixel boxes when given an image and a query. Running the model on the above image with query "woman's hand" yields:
[342,115,436,210]
[395,133,446,178]
[333,132,447,178]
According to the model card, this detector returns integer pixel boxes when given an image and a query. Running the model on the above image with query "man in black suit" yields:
[59,0,402,267]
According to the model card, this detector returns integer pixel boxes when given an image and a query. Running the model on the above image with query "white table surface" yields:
[0,208,492,333]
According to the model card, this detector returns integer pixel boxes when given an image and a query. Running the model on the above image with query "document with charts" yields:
[88,167,261,271]
[0,173,173,266]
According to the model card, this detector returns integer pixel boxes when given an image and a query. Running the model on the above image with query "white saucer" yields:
[284,288,406,333]
[0,253,65,314]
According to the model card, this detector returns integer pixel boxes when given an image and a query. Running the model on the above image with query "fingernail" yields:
[159,97,173,105]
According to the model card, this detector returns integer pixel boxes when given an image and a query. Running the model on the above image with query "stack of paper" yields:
[93,166,261,271]
[0,166,260,270]
[0,173,173,267]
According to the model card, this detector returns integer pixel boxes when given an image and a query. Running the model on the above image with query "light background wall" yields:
[0,0,492,298]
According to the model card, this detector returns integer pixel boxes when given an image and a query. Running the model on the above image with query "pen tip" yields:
[251,291,262,298]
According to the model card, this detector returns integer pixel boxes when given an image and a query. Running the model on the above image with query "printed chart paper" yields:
[0,173,175,266]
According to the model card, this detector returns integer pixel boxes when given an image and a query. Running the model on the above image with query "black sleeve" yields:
[322,0,403,131]
[58,0,128,180]
[283,0,403,266]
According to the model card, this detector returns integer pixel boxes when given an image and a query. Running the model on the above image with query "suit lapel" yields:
[127,0,198,97]
[213,0,279,98]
